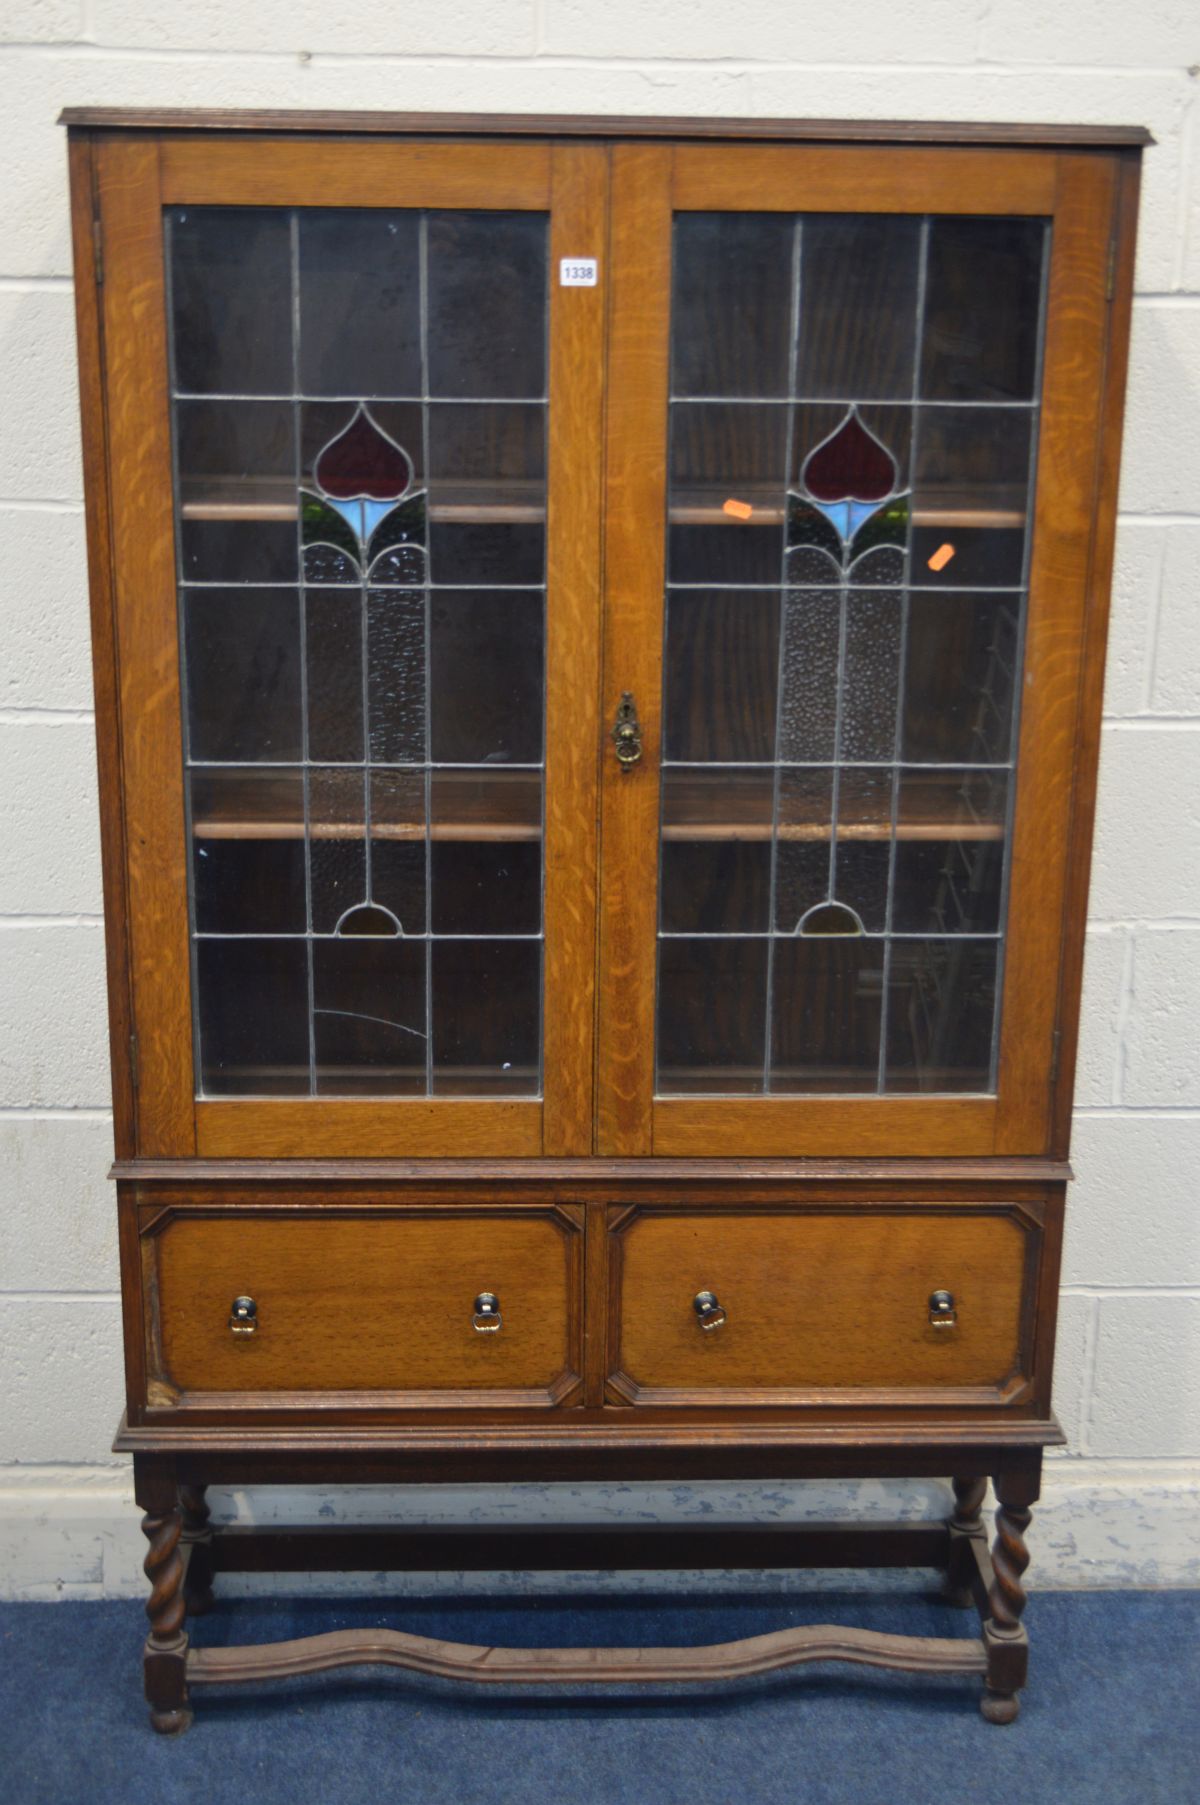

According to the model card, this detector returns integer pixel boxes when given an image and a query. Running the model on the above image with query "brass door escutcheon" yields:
[611,693,642,769]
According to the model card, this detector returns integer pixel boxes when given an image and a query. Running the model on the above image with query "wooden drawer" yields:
[143,1205,583,1408]
[606,1205,1036,1406]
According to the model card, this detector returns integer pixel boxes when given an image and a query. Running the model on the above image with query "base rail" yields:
[134,1462,1039,1731]
[187,1621,988,1689]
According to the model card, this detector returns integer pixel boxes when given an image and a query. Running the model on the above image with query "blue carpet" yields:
[1,1591,1196,1804]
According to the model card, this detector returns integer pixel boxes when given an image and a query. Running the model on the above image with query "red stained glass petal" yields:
[803,411,896,504]
[316,407,413,502]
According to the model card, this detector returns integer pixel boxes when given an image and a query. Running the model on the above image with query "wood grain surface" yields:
[151,1209,582,1400]
[609,1207,1028,1397]
[542,144,608,1155]
[993,152,1118,1153]
[95,136,195,1155]
[193,1099,543,1159]
[186,1619,988,1688]
[68,136,138,1160]
[159,138,552,207]
[672,145,1058,213]
[594,145,672,1153]
[1047,151,1143,1158]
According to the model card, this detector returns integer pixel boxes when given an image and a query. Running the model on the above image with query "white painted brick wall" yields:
[2,2,1198,1594]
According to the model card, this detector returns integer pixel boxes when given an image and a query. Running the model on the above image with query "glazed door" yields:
[97,135,605,1156]
[597,144,1120,1157]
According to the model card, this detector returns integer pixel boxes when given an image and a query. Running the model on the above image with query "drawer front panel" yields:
[607,1206,1033,1404]
[146,1207,582,1405]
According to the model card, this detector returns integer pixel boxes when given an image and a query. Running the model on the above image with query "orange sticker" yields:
[722,498,753,520]
[927,542,956,572]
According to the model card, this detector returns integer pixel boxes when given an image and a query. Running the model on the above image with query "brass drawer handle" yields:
[229,1295,258,1336]
[473,1292,502,1333]
[929,1289,958,1331]
[611,692,642,769]
[693,1290,727,1332]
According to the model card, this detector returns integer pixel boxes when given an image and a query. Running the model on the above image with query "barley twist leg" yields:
[981,1484,1034,1725]
[141,1499,192,1733]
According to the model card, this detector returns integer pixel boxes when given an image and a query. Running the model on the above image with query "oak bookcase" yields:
[62,109,1145,1728]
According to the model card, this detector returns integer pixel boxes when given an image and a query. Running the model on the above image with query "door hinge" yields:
[129,1030,139,1090]
[1105,235,1117,303]
[92,213,104,285]
[1049,1027,1062,1086]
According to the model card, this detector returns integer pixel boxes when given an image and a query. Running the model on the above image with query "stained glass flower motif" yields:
[787,406,909,582]
[301,405,427,583]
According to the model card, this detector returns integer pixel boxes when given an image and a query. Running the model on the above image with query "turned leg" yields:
[980,1472,1036,1725]
[180,1484,215,1616]
[137,1462,192,1735]
[944,1476,987,1607]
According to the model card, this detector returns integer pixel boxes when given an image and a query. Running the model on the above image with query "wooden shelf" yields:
[194,770,1001,844]
[191,769,542,843]
[662,821,1004,843]
[662,770,1005,843]
[194,819,542,842]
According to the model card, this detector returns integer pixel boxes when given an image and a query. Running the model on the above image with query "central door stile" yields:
[595,145,673,1156]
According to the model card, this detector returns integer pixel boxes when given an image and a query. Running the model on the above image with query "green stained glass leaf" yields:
[301,490,361,566]
[850,493,910,563]
[786,495,844,574]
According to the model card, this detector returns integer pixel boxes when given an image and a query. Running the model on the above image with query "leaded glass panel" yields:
[168,206,548,1098]
[656,210,1048,1096]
